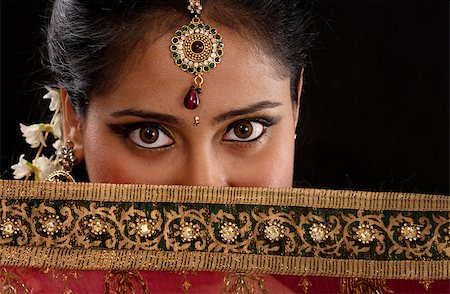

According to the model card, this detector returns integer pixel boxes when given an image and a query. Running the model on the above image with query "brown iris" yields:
[139,127,159,144]
[234,121,253,139]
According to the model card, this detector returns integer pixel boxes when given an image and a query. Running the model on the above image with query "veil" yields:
[0,180,448,293]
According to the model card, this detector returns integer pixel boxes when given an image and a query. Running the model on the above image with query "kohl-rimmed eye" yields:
[128,125,174,149]
[223,120,266,142]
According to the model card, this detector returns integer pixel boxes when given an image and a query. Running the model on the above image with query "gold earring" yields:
[46,140,76,182]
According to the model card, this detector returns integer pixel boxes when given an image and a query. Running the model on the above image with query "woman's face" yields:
[64,23,299,187]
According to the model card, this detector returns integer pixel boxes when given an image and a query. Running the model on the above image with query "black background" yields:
[1,1,448,194]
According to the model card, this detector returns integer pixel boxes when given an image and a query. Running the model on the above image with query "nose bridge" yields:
[181,142,226,187]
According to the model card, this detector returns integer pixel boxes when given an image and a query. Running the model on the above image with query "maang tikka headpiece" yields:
[170,0,224,109]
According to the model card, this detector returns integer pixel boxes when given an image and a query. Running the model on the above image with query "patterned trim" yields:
[0,180,448,279]
[0,247,448,280]
[0,180,448,211]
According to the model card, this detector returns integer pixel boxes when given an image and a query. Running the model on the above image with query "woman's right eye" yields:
[128,125,174,149]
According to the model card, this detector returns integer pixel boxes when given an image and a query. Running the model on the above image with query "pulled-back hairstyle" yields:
[45,0,314,114]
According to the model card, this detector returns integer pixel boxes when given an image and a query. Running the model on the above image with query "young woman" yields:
[5,0,316,292]
[52,0,310,187]
[2,1,448,293]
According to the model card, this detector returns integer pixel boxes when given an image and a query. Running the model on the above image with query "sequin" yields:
[309,223,329,243]
[401,223,421,241]
[41,215,62,236]
[88,217,108,236]
[356,223,376,244]
[0,218,19,238]
[220,222,239,243]
[180,222,200,242]
[136,218,156,238]
[263,221,285,242]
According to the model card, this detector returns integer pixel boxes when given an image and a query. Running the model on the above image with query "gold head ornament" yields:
[170,0,224,110]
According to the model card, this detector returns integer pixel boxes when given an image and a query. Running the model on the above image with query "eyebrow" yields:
[110,109,179,124]
[213,101,282,124]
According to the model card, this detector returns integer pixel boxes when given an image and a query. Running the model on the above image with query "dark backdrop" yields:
[1,0,449,194]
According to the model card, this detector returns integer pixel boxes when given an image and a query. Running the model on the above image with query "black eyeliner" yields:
[224,115,281,133]
[108,122,170,136]
[108,122,176,151]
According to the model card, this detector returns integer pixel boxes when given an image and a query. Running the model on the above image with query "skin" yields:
[62,21,301,187]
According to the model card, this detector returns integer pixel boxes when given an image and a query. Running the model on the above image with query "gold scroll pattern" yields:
[0,200,449,262]
[104,271,150,294]
[223,273,267,294]
[339,278,394,294]
[0,268,29,293]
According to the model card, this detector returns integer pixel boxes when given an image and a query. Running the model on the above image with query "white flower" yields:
[33,156,57,181]
[52,114,63,139]
[11,154,33,179]
[52,139,62,151]
[43,86,61,111]
[20,123,46,148]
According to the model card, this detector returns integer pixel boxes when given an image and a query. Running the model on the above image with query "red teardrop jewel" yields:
[184,87,200,109]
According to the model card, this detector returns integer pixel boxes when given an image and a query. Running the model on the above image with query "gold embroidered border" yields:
[0,180,448,279]
[0,246,448,280]
[1,198,448,260]
[0,180,448,211]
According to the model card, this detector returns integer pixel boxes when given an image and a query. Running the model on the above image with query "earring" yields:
[46,140,76,182]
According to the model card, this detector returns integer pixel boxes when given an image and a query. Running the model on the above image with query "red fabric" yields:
[1,267,449,293]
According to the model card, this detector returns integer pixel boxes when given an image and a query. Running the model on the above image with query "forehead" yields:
[92,21,291,117]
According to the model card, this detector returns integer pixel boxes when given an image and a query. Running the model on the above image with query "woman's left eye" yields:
[128,125,174,149]
[223,120,266,142]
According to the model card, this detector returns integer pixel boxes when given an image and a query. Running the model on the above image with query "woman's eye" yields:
[128,125,174,149]
[223,120,265,142]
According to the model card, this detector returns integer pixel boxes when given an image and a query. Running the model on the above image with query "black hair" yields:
[45,0,314,114]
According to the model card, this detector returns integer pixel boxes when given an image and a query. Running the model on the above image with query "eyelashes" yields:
[223,117,279,142]
[128,126,174,148]
[109,115,280,150]
[110,122,174,149]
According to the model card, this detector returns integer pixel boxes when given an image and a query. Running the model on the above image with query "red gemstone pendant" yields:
[184,87,200,109]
